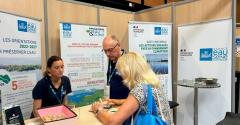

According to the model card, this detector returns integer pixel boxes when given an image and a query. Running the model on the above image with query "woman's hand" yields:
[91,101,104,114]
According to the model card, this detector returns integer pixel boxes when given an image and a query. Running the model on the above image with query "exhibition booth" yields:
[0,0,238,125]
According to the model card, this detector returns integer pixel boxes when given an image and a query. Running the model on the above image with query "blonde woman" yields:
[92,52,172,125]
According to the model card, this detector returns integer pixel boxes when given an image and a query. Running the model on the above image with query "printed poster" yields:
[177,19,232,125]
[60,23,107,107]
[128,21,172,100]
[0,11,41,123]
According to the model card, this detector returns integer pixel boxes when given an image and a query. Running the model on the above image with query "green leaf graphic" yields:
[0,75,10,84]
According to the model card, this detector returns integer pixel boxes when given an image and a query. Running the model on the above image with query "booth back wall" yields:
[99,9,134,52]
[134,5,172,22]
[237,28,240,36]
[48,0,134,56]
[47,0,98,56]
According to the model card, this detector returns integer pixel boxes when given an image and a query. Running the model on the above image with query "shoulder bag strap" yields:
[156,91,166,121]
[147,85,153,114]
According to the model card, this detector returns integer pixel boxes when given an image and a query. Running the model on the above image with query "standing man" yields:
[102,35,130,99]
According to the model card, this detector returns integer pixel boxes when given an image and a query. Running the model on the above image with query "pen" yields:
[99,98,103,103]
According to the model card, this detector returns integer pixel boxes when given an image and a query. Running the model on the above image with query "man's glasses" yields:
[102,43,119,53]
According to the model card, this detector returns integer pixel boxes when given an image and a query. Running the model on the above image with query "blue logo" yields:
[18,20,36,33]
[27,22,36,33]
[63,23,71,31]
[62,23,72,38]
[154,27,168,35]
[200,48,212,61]
[236,38,240,45]
[200,48,228,61]
[154,27,161,35]
[212,48,228,61]
[18,20,27,32]
[63,31,72,38]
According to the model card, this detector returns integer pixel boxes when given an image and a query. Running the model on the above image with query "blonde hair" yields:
[116,52,159,89]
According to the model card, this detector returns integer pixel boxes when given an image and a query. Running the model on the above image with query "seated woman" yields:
[91,52,172,125]
[31,56,72,118]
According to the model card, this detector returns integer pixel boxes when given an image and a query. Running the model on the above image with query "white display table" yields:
[178,80,221,125]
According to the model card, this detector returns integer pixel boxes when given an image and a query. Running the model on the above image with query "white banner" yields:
[128,21,172,100]
[0,12,41,123]
[60,23,107,107]
[177,19,232,125]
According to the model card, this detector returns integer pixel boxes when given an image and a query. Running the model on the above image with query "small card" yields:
[4,106,24,125]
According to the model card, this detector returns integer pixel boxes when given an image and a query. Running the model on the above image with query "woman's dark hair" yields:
[43,56,63,77]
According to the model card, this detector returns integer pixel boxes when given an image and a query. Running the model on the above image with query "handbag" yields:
[131,84,167,125]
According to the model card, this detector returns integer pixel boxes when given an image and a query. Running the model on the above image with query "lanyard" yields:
[108,69,116,84]
[49,84,64,104]
[107,64,116,85]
